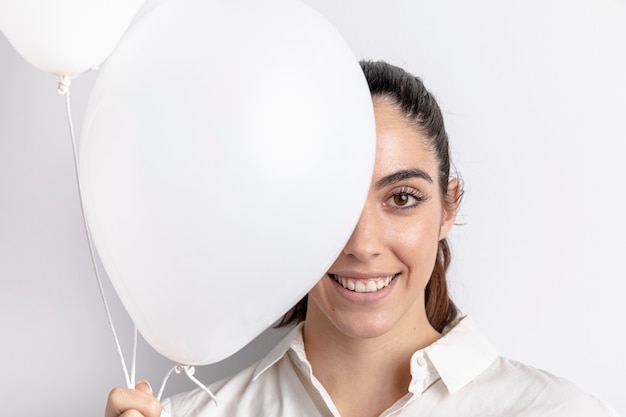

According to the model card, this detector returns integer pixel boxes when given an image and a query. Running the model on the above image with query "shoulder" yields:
[162,363,256,417]
[472,356,619,416]
[163,353,316,417]
[163,324,319,417]
[429,316,618,416]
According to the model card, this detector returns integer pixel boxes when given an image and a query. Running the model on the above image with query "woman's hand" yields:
[105,380,164,417]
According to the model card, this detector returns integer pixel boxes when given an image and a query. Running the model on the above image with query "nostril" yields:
[342,240,383,262]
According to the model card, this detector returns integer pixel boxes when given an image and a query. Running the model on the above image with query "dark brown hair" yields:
[276,60,461,332]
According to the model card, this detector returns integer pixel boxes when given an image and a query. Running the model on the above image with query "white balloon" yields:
[0,0,144,76]
[79,0,375,365]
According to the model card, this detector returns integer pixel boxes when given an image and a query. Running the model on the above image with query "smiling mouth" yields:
[329,274,398,293]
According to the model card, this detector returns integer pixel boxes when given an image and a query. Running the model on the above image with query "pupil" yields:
[394,194,408,206]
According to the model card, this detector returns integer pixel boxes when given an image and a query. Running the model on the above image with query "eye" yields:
[384,188,427,209]
[393,193,412,206]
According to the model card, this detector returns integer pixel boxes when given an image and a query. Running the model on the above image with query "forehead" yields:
[373,100,437,178]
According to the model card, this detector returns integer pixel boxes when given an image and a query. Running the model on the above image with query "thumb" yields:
[135,379,154,396]
[135,379,170,416]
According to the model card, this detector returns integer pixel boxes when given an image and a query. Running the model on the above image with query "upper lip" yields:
[328,271,398,280]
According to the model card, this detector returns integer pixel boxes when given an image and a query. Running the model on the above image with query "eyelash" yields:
[384,187,428,210]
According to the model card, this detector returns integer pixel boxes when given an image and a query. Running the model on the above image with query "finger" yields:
[134,380,153,395]
[119,410,168,417]
[106,387,163,417]
[119,410,145,417]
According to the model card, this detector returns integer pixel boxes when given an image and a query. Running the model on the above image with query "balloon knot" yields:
[158,363,216,405]
[57,75,72,95]
[175,364,196,376]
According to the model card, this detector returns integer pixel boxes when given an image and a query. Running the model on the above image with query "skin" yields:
[104,99,459,417]
[303,98,458,417]
[106,380,162,417]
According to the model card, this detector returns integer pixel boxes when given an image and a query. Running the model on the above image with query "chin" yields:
[330,314,396,340]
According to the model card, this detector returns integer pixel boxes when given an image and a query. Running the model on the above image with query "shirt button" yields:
[416,356,426,366]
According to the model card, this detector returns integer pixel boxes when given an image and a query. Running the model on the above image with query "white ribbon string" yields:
[63,79,214,408]
[131,324,138,387]
[63,82,134,389]
[156,365,178,400]
[157,364,218,405]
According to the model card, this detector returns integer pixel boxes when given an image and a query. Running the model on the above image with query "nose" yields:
[342,202,384,262]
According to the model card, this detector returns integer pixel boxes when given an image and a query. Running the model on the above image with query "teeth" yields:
[334,275,395,293]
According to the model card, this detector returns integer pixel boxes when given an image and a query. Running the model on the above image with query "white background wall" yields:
[1,0,624,415]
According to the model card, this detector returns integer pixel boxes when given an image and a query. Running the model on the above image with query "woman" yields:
[106,61,617,417]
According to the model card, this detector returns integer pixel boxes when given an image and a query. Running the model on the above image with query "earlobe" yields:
[439,178,461,240]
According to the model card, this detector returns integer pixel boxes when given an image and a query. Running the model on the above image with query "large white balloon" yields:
[0,0,144,76]
[79,0,375,365]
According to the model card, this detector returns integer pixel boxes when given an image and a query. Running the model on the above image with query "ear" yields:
[439,178,461,240]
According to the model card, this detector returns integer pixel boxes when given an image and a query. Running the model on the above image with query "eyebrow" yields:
[375,168,434,190]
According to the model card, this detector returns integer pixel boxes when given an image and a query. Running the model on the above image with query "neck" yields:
[302,301,440,417]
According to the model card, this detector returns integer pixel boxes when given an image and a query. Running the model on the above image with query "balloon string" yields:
[131,325,138,386]
[156,366,177,400]
[63,87,133,389]
[157,364,218,405]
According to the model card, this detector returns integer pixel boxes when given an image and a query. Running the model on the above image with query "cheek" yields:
[389,216,442,270]
[308,277,331,308]
[309,279,323,298]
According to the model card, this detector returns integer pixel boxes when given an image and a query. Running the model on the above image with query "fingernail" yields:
[136,379,153,394]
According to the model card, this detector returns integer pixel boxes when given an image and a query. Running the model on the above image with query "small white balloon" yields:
[0,0,144,76]
[80,0,375,365]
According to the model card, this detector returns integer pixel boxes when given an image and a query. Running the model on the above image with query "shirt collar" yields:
[422,316,499,395]
[252,322,305,381]
[252,316,498,396]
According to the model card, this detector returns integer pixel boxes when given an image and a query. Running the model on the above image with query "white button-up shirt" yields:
[163,317,619,416]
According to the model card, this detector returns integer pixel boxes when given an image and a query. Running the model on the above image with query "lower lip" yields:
[329,274,398,304]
